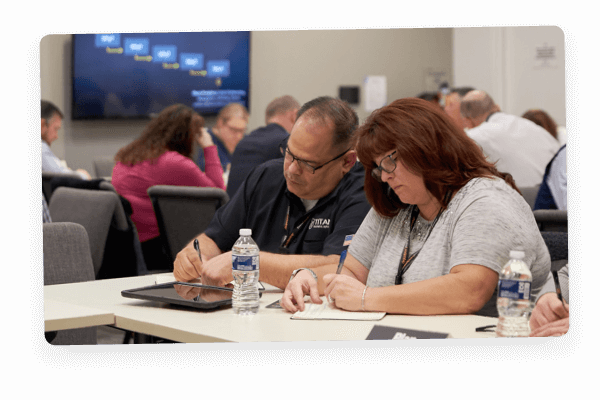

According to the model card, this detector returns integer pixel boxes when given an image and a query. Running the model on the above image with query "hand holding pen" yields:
[552,269,568,312]
[173,238,205,282]
[529,267,569,336]
[327,249,348,303]
[193,238,202,282]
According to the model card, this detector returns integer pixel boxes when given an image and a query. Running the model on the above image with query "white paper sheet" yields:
[364,75,387,111]
[291,299,386,321]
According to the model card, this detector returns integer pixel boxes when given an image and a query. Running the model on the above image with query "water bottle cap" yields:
[239,228,252,236]
[509,250,525,259]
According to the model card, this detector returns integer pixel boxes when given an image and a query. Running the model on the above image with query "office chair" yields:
[147,185,229,263]
[43,222,97,345]
[93,158,116,179]
[540,231,568,272]
[48,187,137,278]
[534,209,568,232]
[42,171,82,203]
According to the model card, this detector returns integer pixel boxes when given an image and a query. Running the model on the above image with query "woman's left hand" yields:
[323,273,365,311]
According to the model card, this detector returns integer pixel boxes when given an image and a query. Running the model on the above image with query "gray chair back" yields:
[93,158,116,179]
[49,187,128,276]
[519,185,540,210]
[147,185,229,263]
[534,209,568,232]
[540,231,568,272]
[42,171,82,203]
[43,222,97,345]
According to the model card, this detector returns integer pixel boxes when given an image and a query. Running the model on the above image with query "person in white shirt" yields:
[41,100,91,180]
[460,91,560,188]
[443,86,475,130]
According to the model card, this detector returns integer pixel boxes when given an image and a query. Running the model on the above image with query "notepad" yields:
[291,301,386,321]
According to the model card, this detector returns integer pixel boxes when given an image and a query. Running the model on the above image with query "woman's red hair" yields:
[356,97,519,217]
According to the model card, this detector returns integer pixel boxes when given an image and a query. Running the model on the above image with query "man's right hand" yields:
[173,245,203,282]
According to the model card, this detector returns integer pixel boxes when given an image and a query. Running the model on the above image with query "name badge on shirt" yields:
[343,235,354,246]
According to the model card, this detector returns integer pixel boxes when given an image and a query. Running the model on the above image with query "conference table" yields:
[44,273,499,343]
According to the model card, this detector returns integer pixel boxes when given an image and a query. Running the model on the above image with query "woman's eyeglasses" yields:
[371,150,397,181]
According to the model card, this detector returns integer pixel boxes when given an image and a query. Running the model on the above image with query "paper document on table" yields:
[291,300,386,321]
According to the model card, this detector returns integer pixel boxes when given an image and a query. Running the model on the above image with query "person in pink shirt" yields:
[112,104,225,271]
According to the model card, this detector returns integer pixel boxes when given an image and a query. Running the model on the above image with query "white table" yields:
[44,299,114,332]
[44,273,498,342]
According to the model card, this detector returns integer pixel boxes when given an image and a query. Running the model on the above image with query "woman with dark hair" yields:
[282,98,550,317]
[112,104,225,271]
[521,109,558,140]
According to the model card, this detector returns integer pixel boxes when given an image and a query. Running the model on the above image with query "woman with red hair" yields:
[282,98,550,318]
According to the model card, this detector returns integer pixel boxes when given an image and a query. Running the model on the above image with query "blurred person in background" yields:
[443,87,475,130]
[112,104,225,271]
[41,100,92,180]
[196,102,249,177]
[227,95,300,198]
[460,90,560,188]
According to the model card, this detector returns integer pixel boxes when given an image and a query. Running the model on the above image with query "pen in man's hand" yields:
[194,239,202,261]
[193,238,203,284]
[336,249,347,274]
[193,238,202,260]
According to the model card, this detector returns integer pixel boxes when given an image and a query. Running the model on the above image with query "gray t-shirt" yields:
[349,177,551,317]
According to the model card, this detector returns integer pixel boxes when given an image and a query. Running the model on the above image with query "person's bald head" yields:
[460,90,501,129]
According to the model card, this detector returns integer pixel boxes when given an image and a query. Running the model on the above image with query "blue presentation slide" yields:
[73,32,250,119]
[124,38,150,56]
[207,60,230,78]
[95,34,121,48]
[152,45,177,63]
[180,53,204,70]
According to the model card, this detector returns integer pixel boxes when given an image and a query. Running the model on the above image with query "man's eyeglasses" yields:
[371,150,397,181]
[280,143,350,174]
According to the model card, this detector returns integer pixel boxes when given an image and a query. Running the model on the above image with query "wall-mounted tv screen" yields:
[72,32,250,120]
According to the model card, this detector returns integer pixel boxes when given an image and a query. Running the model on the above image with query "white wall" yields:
[453,26,566,126]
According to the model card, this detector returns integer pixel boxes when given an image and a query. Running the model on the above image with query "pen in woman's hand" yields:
[335,249,347,274]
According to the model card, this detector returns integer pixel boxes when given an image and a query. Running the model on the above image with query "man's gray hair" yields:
[296,96,359,150]
[41,100,64,121]
[265,95,300,122]
[460,90,497,119]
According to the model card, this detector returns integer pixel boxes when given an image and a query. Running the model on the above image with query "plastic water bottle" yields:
[232,228,260,315]
[496,250,533,337]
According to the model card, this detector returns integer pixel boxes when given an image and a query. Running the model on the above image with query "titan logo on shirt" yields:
[309,218,330,230]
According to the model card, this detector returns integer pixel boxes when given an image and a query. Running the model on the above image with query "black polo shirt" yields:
[204,158,371,256]
[226,123,289,199]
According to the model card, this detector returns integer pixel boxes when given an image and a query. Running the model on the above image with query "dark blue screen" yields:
[72,32,250,119]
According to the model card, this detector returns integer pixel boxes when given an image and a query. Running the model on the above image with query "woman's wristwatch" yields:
[289,268,318,283]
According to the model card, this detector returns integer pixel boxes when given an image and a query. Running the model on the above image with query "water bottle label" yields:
[497,279,531,300]
[232,255,258,271]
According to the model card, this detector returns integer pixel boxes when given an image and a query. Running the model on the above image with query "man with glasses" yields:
[174,96,370,289]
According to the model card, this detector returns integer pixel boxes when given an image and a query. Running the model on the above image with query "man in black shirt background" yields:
[226,95,300,198]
